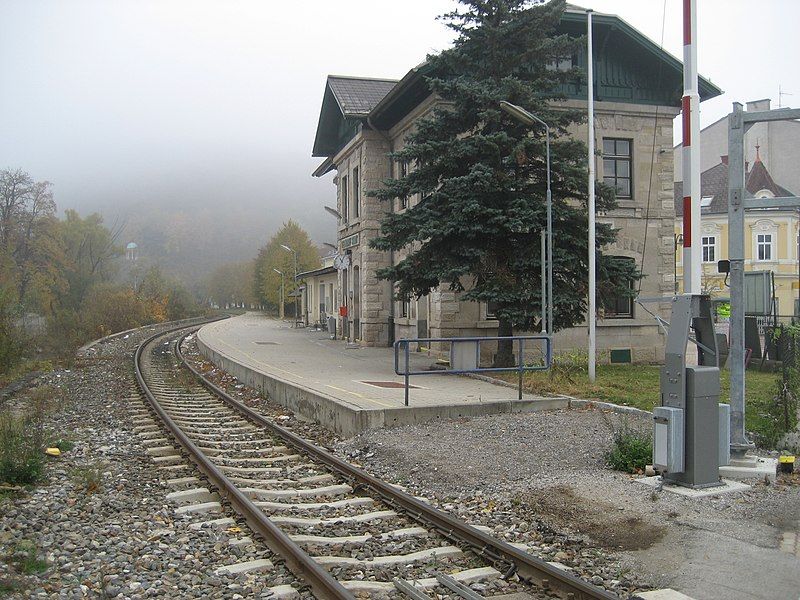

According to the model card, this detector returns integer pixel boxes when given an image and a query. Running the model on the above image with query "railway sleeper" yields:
[289,526,428,546]
[270,509,397,527]
[341,566,500,595]
[240,483,352,500]
[253,496,374,512]
[313,545,462,568]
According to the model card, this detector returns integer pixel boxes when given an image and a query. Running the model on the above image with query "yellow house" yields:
[675,149,799,316]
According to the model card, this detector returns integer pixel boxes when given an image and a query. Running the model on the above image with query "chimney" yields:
[746,98,771,112]
[721,155,728,165]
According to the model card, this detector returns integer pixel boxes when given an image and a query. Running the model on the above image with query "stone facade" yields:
[326,96,678,362]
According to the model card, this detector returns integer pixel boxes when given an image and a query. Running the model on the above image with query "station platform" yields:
[196,313,566,436]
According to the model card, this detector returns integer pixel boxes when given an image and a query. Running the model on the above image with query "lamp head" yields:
[499,100,537,127]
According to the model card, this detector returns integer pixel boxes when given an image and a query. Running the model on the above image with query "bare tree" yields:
[0,169,33,249]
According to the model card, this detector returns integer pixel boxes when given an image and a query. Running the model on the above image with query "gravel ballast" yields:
[0,323,300,599]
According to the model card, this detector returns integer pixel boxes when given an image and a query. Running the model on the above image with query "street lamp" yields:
[272,268,285,320]
[323,242,338,252]
[499,100,553,336]
[324,205,342,220]
[280,244,299,327]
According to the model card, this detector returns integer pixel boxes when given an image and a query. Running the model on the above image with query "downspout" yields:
[366,114,396,346]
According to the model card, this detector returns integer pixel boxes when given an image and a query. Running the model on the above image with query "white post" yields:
[681,0,702,293]
[587,9,596,382]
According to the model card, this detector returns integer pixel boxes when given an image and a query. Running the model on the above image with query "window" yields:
[603,138,632,199]
[601,257,635,318]
[400,298,410,318]
[352,167,360,218]
[341,174,349,222]
[399,161,409,210]
[702,236,716,263]
[757,233,773,261]
[484,301,499,320]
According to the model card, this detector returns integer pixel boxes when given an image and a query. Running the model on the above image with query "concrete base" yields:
[720,456,777,482]
[635,590,695,600]
[634,476,750,497]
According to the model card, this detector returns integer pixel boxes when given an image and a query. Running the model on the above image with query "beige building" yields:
[311,6,720,363]
[296,254,337,328]
[674,150,799,316]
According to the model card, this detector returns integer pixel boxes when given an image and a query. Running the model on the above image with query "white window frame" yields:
[756,233,773,261]
[701,235,716,263]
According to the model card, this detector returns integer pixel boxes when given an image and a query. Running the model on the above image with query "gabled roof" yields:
[312,6,723,165]
[675,158,795,216]
[312,76,398,157]
[327,76,397,116]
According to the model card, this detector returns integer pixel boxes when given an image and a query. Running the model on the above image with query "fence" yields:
[393,335,552,406]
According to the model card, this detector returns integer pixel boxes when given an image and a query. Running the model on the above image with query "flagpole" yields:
[587,9,596,382]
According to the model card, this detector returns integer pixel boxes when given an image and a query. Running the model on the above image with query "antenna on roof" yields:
[778,84,793,108]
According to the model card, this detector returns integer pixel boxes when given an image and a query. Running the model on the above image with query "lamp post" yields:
[280,244,299,326]
[272,268,285,320]
[499,100,553,337]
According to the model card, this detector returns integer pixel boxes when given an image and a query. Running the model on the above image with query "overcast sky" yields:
[1,0,797,261]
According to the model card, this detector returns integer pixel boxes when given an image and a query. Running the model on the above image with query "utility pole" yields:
[281,244,299,327]
[681,0,702,293]
[587,9,596,382]
[273,268,285,319]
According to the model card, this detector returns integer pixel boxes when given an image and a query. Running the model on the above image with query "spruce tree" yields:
[369,0,640,365]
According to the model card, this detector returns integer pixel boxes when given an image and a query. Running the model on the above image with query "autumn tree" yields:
[253,221,321,314]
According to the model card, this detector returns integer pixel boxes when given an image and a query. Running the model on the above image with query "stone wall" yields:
[328,97,679,361]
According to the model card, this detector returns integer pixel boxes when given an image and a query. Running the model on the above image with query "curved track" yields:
[134,322,618,600]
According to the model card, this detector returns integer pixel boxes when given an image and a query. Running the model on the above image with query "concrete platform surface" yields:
[197,313,566,436]
[634,476,751,497]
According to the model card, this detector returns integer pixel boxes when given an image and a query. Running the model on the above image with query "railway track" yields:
[134,322,619,600]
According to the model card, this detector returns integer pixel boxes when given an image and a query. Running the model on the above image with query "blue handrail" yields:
[393,335,552,406]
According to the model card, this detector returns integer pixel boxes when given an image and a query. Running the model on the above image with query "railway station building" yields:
[310,5,720,363]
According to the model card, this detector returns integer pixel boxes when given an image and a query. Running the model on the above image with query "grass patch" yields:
[71,463,104,493]
[49,438,75,452]
[7,541,47,575]
[497,364,780,446]
[0,360,53,390]
[0,579,23,597]
[604,418,653,473]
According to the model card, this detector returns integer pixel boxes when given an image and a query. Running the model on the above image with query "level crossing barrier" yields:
[393,335,552,406]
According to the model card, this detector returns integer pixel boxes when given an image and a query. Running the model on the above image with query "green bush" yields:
[605,421,652,473]
[0,398,47,485]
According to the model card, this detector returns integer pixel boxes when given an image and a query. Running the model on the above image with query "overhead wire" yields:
[637,0,668,296]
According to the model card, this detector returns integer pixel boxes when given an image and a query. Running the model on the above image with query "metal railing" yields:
[393,335,552,406]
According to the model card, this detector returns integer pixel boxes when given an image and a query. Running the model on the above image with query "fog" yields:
[1,0,797,282]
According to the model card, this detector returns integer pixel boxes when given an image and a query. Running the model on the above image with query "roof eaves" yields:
[312,156,334,178]
[560,10,722,101]
[368,62,431,122]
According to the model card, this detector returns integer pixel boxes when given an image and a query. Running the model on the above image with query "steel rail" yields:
[134,325,355,600]
[177,332,619,600]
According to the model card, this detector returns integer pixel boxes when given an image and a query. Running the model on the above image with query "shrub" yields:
[0,391,48,485]
[605,420,652,473]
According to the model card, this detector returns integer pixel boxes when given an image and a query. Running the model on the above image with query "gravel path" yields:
[335,406,800,600]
